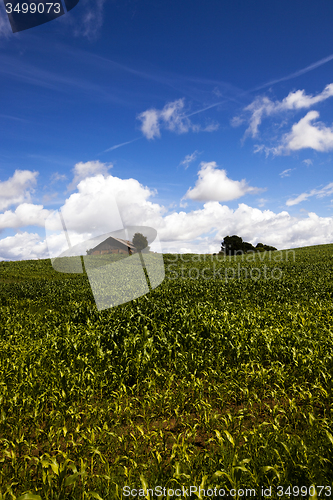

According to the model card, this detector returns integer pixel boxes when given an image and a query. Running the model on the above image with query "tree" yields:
[132,232,150,252]
[243,241,256,253]
[220,235,247,255]
[219,235,277,255]
[256,242,277,252]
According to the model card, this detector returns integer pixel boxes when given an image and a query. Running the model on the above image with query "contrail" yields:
[253,54,333,92]
[102,137,141,154]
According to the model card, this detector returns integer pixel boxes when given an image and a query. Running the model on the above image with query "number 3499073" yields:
[5,3,61,14]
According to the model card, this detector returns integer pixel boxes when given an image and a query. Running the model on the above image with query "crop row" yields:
[0,245,332,498]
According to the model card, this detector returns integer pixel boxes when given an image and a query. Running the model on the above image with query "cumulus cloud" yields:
[134,203,333,254]
[67,160,112,191]
[137,99,219,139]
[1,168,333,261]
[63,173,165,234]
[233,83,333,139]
[280,111,333,153]
[44,172,167,259]
[0,170,38,211]
[0,232,47,261]
[138,108,161,139]
[2,200,333,260]
[286,181,333,206]
[0,203,50,231]
[46,202,333,255]
[281,83,333,110]
[184,161,263,202]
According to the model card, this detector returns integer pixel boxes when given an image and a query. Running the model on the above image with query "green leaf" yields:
[50,460,59,475]
[261,466,280,480]
[325,429,333,446]
[64,473,79,486]
[223,430,235,447]
[212,470,224,478]
[17,495,42,500]
[233,466,249,473]
[88,493,104,500]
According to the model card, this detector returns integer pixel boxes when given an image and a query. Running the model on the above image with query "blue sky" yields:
[1,0,333,259]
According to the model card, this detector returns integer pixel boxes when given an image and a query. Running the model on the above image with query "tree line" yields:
[219,235,277,256]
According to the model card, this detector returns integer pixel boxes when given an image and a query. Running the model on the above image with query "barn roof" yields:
[111,237,137,249]
[89,236,137,252]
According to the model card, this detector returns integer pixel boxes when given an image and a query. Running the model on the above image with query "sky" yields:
[1,0,333,260]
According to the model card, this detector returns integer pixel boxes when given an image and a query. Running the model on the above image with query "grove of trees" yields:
[219,235,277,256]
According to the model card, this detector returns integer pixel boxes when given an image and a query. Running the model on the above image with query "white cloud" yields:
[138,109,161,139]
[303,159,313,166]
[231,116,245,127]
[0,203,50,231]
[160,99,190,133]
[253,144,267,155]
[257,198,268,207]
[67,160,112,191]
[43,173,167,259]
[281,83,333,110]
[137,99,219,139]
[2,200,333,260]
[234,83,333,139]
[0,170,38,211]
[203,122,220,132]
[286,181,333,206]
[279,168,294,178]
[286,192,311,206]
[281,111,333,153]
[51,172,67,183]
[179,150,200,169]
[1,169,333,260]
[39,171,168,259]
[71,173,165,230]
[133,202,333,254]
[184,161,263,202]
[0,232,47,261]
[241,96,276,138]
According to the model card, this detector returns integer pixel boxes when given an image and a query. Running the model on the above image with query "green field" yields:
[0,245,333,499]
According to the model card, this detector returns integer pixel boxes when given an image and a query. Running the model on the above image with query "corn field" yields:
[0,245,333,499]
